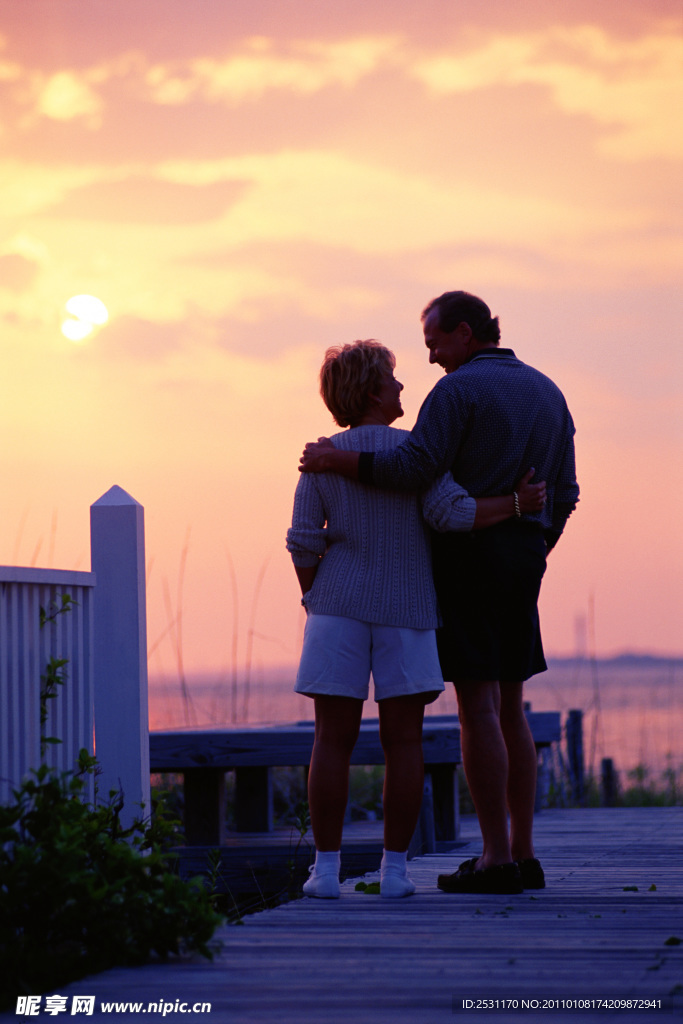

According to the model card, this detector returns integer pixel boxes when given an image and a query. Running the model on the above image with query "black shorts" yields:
[431,520,547,683]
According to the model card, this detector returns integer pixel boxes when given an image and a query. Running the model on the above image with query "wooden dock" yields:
[8,807,682,1023]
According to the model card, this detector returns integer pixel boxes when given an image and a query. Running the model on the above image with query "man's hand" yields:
[299,437,336,473]
[516,468,547,513]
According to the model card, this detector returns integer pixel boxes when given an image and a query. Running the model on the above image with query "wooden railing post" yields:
[566,708,585,806]
[91,486,150,827]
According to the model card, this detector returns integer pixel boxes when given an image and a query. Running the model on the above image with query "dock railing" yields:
[0,486,150,826]
[0,566,96,802]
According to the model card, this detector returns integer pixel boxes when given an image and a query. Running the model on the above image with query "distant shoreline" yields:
[149,652,683,688]
[147,656,682,774]
[546,653,683,669]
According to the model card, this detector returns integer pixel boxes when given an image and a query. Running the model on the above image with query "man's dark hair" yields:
[421,290,501,345]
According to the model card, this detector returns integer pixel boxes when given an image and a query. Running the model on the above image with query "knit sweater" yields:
[286,425,443,629]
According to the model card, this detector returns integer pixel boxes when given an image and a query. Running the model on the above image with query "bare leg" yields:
[378,693,427,852]
[500,682,537,861]
[307,695,363,851]
[455,680,512,867]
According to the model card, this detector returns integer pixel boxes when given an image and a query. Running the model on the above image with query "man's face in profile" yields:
[423,310,471,374]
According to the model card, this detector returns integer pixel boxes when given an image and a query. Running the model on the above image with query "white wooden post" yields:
[91,486,150,826]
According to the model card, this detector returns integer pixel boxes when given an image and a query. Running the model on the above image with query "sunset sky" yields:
[1,0,681,687]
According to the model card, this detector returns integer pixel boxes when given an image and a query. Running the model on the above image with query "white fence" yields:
[0,567,95,801]
[0,486,150,826]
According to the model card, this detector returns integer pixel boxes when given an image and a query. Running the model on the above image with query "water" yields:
[149,656,682,778]
[524,656,681,779]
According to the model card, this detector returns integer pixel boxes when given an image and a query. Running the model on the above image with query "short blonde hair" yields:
[319,340,395,427]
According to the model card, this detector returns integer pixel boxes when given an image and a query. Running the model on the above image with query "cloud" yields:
[32,70,103,125]
[0,17,678,347]
[409,23,683,160]
[0,252,39,291]
[0,160,101,217]
[3,23,680,164]
[2,50,142,132]
[94,315,186,359]
[42,176,248,224]
[0,57,21,84]
[146,35,400,104]
[126,25,683,161]
[158,149,646,254]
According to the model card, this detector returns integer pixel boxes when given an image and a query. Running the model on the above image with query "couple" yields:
[286,290,579,899]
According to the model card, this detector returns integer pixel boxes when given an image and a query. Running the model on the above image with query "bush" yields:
[0,751,223,1009]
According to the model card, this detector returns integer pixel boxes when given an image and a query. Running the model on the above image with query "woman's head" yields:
[319,340,397,427]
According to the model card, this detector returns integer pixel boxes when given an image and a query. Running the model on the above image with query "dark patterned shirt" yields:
[358,348,579,544]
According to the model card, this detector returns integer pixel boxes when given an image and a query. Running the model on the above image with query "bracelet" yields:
[513,491,521,518]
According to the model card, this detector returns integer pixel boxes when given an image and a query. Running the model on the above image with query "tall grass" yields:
[542,740,682,809]
[148,537,279,728]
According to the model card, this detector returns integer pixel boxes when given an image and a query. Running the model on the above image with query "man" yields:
[300,290,579,894]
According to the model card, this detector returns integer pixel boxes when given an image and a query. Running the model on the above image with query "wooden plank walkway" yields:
[6,808,682,1023]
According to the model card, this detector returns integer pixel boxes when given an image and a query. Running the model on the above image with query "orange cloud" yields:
[0,252,39,291]
[146,35,400,104]
[0,160,102,217]
[5,23,680,164]
[157,150,653,256]
[0,4,679,671]
[410,23,683,160]
[32,70,103,125]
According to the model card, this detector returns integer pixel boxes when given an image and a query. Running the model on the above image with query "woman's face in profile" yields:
[372,368,404,425]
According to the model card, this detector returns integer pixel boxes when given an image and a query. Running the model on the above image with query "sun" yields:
[61,294,109,342]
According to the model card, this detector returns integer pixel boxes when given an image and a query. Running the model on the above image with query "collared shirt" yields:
[358,348,579,542]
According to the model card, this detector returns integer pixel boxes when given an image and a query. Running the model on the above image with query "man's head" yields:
[421,291,500,373]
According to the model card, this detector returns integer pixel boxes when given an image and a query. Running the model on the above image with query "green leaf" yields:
[1,693,221,1008]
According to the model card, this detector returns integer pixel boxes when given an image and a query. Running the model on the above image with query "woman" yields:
[286,340,544,899]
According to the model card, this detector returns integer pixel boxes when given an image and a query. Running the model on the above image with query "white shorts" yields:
[295,613,445,703]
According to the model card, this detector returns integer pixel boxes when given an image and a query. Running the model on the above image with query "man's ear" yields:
[459,322,476,351]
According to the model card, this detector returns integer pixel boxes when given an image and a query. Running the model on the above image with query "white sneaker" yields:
[303,865,340,899]
[380,868,416,899]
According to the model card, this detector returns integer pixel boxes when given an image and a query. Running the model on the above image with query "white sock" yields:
[315,850,341,874]
[381,849,407,873]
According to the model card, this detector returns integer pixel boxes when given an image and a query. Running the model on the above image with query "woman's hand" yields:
[299,437,335,472]
[516,468,547,513]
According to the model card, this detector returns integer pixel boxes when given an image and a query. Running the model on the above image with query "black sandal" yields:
[437,861,523,895]
[516,857,545,889]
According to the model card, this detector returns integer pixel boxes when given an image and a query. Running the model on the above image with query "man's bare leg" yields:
[499,681,537,861]
[455,680,513,867]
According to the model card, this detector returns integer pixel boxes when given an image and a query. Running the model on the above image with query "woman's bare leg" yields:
[307,694,363,851]
[378,693,427,852]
